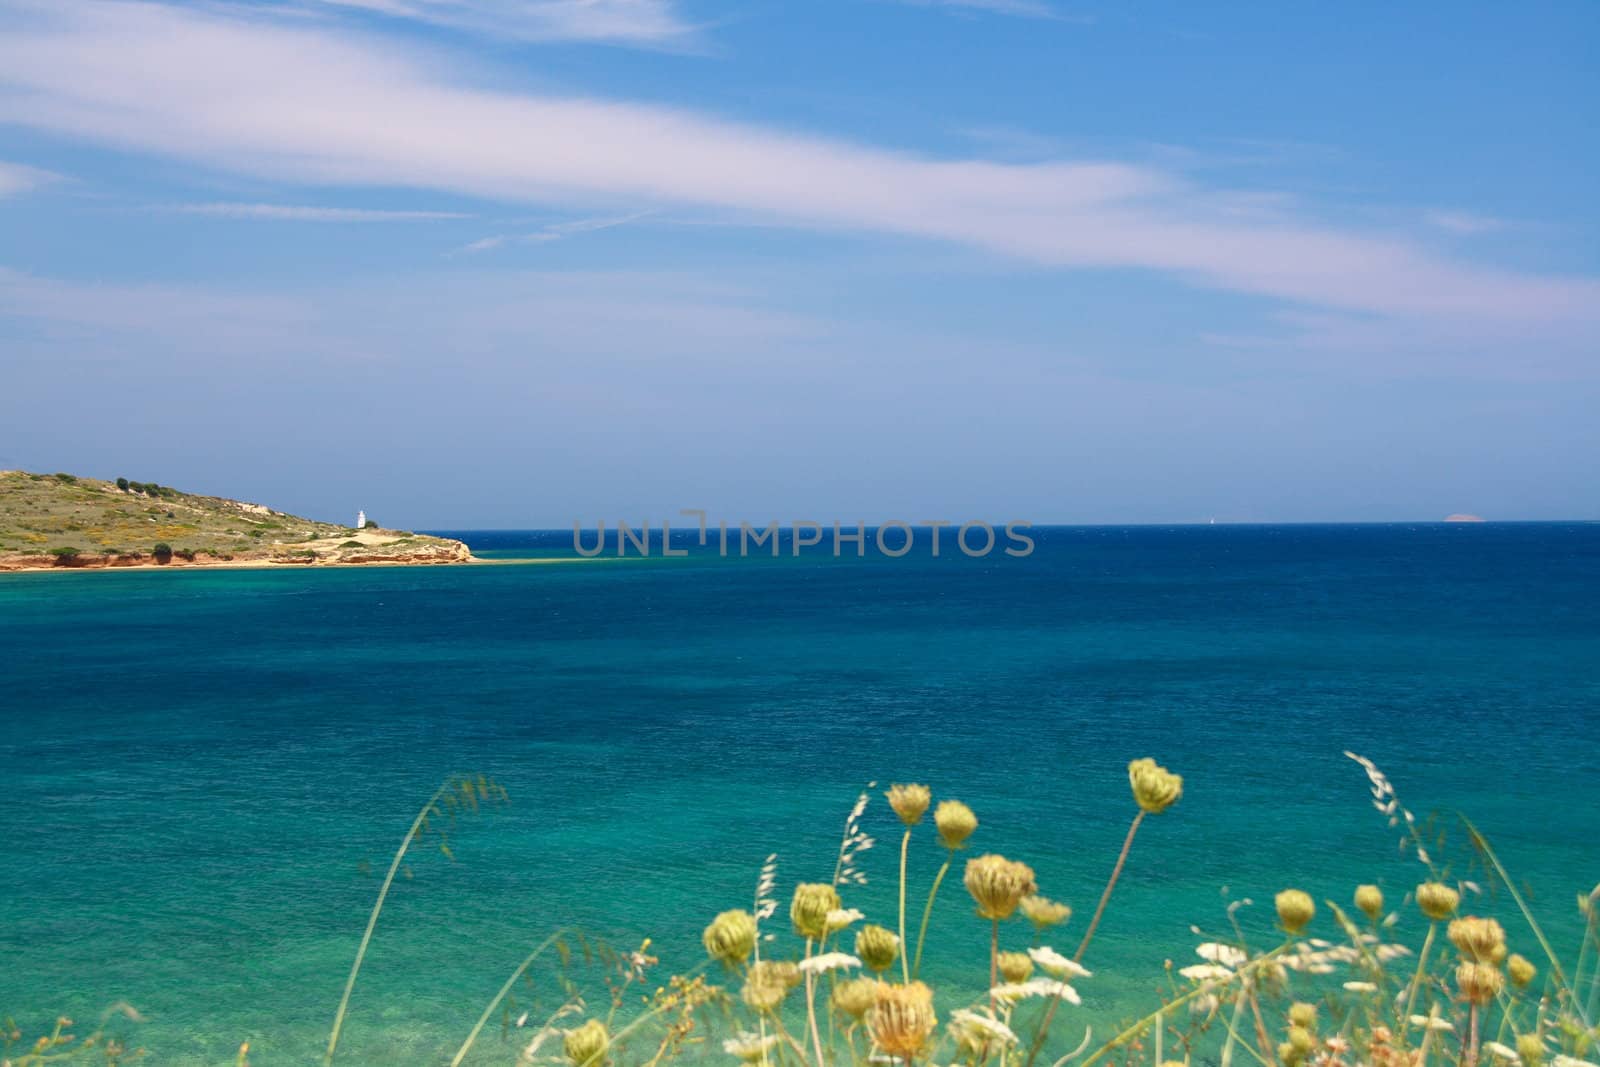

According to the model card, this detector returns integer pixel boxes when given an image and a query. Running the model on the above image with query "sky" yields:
[0,0,1596,527]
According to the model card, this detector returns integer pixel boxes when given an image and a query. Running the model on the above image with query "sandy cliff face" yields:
[0,537,475,572]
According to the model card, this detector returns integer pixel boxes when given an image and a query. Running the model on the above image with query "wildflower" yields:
[1196,942,1248,968]
[1448,917,1507,964]
[833,977,877,1019]
[964,854,1037,920]
[1455,961,1504,1006]
[1288,1026,1316,1056]
[1507,953,1536,988]
[991,978,1080,1005]
[1128,758,1183,814]
[723,1033,780,1063]
[1019,894,1071,930]
[791,883,841,940]
[703,909,758,966]
[949,1010,1017,1054]
[1289,1002,1318,1028]
[1408,1015,1455,1032]
[870,981,937,1058]
[934,800,978,849]
[1028,946,1092,979]
[886,784,931,826]
[742,961,800,1011]
[1552,1057,1600,1067]
[1179,964,1234,982]
[799,951,862,976]
[563,1021,609,1067]
[1417,882,1460,921]
[1485,1043,1522,1063]
[997,951,1033,983]
[827,907,866,933]
[1376,944,1413,962]
[1517,1035,1545,1065]
[1275,889,1315,934]
[1355,884,1385,921]
[855,924,899,973]
[1342,981,1378,992]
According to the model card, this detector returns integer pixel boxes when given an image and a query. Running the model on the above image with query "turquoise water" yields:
[2,524,1597,1063]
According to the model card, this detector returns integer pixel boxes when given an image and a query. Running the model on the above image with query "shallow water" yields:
[2,524,1597,1063]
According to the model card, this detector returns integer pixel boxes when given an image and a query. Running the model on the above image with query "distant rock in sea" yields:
[1444,513,1486,522]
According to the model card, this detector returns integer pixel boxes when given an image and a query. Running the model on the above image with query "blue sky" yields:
[1,0,1596,526]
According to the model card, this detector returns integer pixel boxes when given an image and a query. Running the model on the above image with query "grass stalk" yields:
[912,854,954,980]
[449,929,571,1067]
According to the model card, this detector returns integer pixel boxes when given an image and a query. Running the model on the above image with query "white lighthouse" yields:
[356,510,367,529]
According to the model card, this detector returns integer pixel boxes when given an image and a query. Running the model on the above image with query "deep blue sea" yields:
[3,524,1597,1064]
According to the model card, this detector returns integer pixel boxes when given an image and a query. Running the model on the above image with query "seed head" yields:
[965,854,1038,921]
[1289,1002,1317,1029]
[1019,895,1071,930]
[1448,917,1507,964]
[742,961,800,1012]
[563,1021,609,1067]
[1456,961,1505,1006]
[703,909,758,967]
[1355,884,1384,922]
[1275,889,1315,934]
[934,800,978,849]
[1417,882,1460,921]
[1517,1035,1545,1065]
[998,951,1033,983]
[886,784,931,826]
[833,977,877,1019]
[791,883,841,940]
[1128,758,1183,814]
[1507,953,1536,989]
[869,981,937,1058]
[855,924,900,973]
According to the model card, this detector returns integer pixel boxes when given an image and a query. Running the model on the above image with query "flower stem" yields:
[1401,922,1439,1046]
[899,828,913,983]
[912,854,954,980]
[804,939,826,1067]
[989,919,1000,1013]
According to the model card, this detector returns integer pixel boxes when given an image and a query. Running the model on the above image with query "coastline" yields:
[0,554,621,575]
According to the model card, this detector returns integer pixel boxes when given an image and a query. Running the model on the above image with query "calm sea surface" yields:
[2,524,1597,1063]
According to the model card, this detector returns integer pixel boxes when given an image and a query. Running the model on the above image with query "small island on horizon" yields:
[0,469,473,572]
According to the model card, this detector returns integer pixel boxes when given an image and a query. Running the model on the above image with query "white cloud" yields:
[1424,210,1507,235]
[298,0,696,45]
[0,0,1593,331]
[457,210,652,253]
[0,159,60,197]
[172,201,470,221]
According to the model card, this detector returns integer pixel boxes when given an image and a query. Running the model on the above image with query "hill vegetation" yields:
[0,470,471,570]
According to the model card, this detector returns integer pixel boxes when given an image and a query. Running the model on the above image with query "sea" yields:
[2,523,1597,1064]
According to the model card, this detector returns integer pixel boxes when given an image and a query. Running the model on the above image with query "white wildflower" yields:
[1028,946,1092,979]
[1196,943,1248,968]
[992,978,1081,1005]
[1179,964,1235,982]
[798,951,861,976]
[1553,1057,1600,1067]
[950,1010,1018,1047]
[1484,1043,1521,1063]
[1343,981,1378,992]
[826,908,865,932]
[724,1032,780,1062]
[1409,1015,1455,1032]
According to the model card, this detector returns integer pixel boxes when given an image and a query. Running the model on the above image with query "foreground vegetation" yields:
[6,756,1597,1067]
[0,469,470,569]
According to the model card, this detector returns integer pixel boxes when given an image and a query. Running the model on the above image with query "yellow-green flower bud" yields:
[1128,758,1183,814]
[742,961,799,1012]
[998,951,1034,983]
[1355,884,1384,922]
[964,854,1037,921]
[886,784,931,826]
[1287,1026,1315,1056]
[1288,1002,1317,1029]
[791,883,841,940]
[832,977,877,1019]
[1417,882,1460,921]
[1516,1035,1544,1065]
[1507,953,1536,989]
[703,909,758,966]
[564,1020,609,1067]
[1019,894,1071,930]
[1448,917,1507,964]
[1455,961,1504,1006]
[855,924,900,973]
[934,800,978,849]
[1275,889,1315,934]
[1278,1042,1302,1066]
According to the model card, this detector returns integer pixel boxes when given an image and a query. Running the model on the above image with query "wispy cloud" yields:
[0,0,1592,332]
[458,210,653,253]
[0,160,60,197]
[296,0,697,46]
[890,0,1088,21]
[1425,209,1507,235]
[172,201,471,221]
